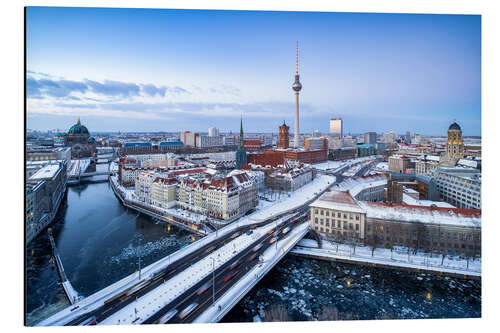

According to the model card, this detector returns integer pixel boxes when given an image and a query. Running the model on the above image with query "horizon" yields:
[26,7,481,136]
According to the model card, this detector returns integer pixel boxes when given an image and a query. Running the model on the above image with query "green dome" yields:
[68,118,89,135]
[88,136,96,144]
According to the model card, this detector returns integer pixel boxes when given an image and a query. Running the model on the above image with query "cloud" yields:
[141,84,167,97]
[26,77,88,99]
[26,73,191,100]
[84,79,140,98]
[54,103,98,109]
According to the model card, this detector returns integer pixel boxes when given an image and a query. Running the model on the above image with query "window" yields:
[356,224,359,231]
[320,219,324,225]
[355,215,360,221]
[343,213,347,219]
[314,217,318,223]
[325,211,330,217]
[337,221,341,228]
[320,210,324,216]
[349,214,353,220]
[337,212,341,218]
[314,209,318,214]
[349,223,353,230]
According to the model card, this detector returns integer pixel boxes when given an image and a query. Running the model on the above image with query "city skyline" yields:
[27,7,481,135]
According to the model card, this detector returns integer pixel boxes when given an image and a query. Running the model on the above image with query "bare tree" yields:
[262,305,289,322]
[317,305,340,321]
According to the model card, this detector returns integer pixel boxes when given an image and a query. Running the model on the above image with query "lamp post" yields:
[211,257,215,306]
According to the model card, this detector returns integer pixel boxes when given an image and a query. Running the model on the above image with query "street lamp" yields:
[211,257,215,306]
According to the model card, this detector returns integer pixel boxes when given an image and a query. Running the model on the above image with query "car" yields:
[272,231,279,237]
[223,272,237,282]
[79,316,98,326]
[268,229,275,235]
[246,230,253,235]
[196,282,211,295]
[252,244,263,252]
[269,237,278,244]
[178,303,198,320]
[230,259,240,270]
[157,309,178,324]
[282,227,290,234]
[248,253,258,262]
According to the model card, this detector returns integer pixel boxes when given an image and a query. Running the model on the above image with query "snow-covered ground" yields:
[291,239,480,277]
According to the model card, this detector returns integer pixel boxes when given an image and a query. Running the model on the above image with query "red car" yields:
[223,272,237,282]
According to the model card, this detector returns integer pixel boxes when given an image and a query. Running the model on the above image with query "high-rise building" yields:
[278,121,290,149]
[235,116,247,169]
[312,129,320,137]
[292,41,302,148]
[208,127,219,137]
[405,131,411,143]
[383,130,395,143]
[364,132,377,145]
[330,118,343,138]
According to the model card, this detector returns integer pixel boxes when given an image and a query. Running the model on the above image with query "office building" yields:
[364,132,377,145]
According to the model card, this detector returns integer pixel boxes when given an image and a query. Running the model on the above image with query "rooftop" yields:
[310,190,365,214]
[29,163,61,181]
[360,201,480,228]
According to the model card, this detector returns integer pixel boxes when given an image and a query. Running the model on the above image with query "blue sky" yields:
[26,7,481,136]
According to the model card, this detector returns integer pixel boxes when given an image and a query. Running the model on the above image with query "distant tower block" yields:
[292,41,302,148]
[278,120,290,149]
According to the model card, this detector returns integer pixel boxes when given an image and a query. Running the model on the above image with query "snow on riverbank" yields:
[292,239,481,276]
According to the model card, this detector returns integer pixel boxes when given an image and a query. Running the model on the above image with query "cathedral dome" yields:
[448,122,461,131]
[68,118,89,135]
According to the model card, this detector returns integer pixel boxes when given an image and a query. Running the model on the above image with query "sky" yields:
[26,7,481,136]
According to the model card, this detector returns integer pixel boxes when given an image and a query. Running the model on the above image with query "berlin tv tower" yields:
[292,41,302,148]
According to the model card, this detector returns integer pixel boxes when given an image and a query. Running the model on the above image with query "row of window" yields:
[313,217,360,231]
[313,209,360,221]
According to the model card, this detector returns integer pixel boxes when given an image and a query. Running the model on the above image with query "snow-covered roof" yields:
[332,174,389,197]
[360,201,480,228]
[402,193,455,208]
[310,190,365,214]
[29,163,61,180]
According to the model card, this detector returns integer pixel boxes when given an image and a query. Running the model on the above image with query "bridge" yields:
[36,159,378,326]
[68,171,113,179]
[48,229,82,305]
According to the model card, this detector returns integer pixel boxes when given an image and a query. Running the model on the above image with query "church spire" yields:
[239,114,244,149]
[77,117,81,125]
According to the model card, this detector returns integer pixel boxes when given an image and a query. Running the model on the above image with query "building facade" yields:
[310,190,481,256]
[278,121,290,149]
[433,168,481,209]
[446,122,464,160]
[388,155,415,173]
